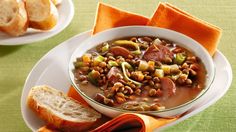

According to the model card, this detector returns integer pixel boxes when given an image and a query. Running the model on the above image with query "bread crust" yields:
[27,85,101,132]
[26,0,58,30]
[0,0,28,36]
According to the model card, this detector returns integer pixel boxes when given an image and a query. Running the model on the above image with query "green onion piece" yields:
[74,61,84,68]
[88,70,99,86]
[101,43,109,52]
[108,61,118,67]
[114,40,141,55]
[174,53,186,65]
[121,62,142,87]
[94,55,105,66]
[138,60,148,71]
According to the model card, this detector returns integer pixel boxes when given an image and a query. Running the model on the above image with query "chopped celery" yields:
[93,55,105,66]
[74,61,85,68]
[121,62,141,87]
[161,65,171,74]
[138,60,148,71]
[154,69,164,78]
[88,70,99,86]
[174,53,186,65]
[114,40,141,55]
[108,61,118,67]
[101,43,109,52]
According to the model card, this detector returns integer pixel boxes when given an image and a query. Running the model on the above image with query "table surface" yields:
[0,0,235,131]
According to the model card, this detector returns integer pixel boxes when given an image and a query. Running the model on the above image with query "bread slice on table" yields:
[0,0,28,36]
[25,0,59,30]
[27,85,101,132]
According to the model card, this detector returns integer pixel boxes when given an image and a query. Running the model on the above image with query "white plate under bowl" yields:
[21,31,232,131]
[0,0,74,45]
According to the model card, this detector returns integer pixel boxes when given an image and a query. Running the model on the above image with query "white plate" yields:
[21,31,232,131]
[0,0,74,45]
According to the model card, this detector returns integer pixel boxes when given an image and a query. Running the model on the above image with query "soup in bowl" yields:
[69,26,215,118]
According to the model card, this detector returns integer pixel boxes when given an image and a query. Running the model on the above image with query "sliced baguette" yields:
[27,85,101,132]
[0,0,28,36]
[25,0,58,30]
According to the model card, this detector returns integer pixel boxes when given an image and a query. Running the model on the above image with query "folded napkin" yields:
[92,3,149,34]
[93,2,221,56]
[147,3,222,56]
[68,86,178,132]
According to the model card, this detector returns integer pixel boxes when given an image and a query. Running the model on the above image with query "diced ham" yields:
[161,77,176,98]
[109,46,131,58]
[107,67,122,84]
[143,44,174,63]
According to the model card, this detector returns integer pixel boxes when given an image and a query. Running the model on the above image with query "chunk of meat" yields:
[107,67,122,84]
[143,44,174,63]
[109,46,131,58]
[161,77,176,98]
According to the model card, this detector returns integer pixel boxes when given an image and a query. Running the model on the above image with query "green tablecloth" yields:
[0,0,235,131]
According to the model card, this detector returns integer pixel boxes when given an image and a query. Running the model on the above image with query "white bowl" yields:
[69,26,215,118]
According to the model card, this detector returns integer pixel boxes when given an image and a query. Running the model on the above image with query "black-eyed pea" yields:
[124,86,133,94]
[190,69,197,76]
[186,79,192,85]
[99,62,107,68]
[114,82,124,88]
[164,57,172,64]
[154,83,161,89]
[134,89,141,95]
[149,89,157,97]
[130,37,137,42]
[115,96,126,104]
[106,92,114,98]
[150,104,160,111]
[129,83,136,89]
[190,63,200,71]
[182,63,189,69]
[153,77,160,83]
[148,80,155,86]
[145,75,152,80]
[123,90,128,94]
[117,92,125,98]
[187,56,197,62]
[118,87,125,92]
[94,93,105,103]
[78,75,87,81]
[129,95,136,100]
[182,69,189,75]
[144,85,151,90]
[81,80,88,85]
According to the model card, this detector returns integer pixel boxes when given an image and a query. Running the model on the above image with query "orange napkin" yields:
[92,3,149,34]
[68,86,178,132]
[147,2,222,56]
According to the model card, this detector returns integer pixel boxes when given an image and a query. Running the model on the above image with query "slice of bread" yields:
[0,0,28,36]
[27,85,101,132]
[25,0,59,30]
